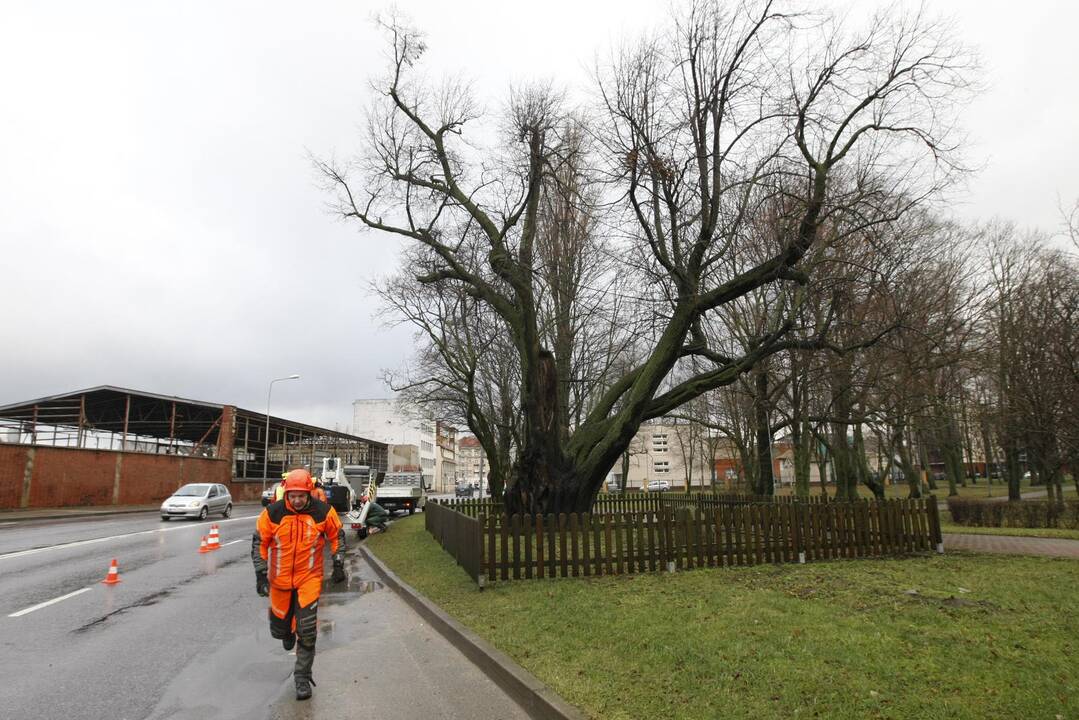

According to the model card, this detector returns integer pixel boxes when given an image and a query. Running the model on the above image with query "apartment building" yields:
[457,435,488,487]
[607,421,719,491]
[352,398,458,493]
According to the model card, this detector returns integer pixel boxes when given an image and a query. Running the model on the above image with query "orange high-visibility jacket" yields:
[256,497,343,590]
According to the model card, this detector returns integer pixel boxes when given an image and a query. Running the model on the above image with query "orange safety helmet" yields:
[282,468,314,493]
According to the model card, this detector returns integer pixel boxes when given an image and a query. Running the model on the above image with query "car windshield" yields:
[173,484,209,497]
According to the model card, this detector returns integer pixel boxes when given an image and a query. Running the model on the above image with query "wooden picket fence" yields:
[436,491,832,520]
[426,495,943,587]
[425,500,483,581]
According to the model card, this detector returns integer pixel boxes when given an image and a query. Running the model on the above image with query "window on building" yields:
[652,433,668,453]
[654,460,670,474]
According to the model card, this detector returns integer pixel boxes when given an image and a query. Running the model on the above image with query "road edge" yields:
[0,502,262,523]
[359,545,585,720]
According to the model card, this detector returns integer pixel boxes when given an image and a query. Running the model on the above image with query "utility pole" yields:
[476,451,485,499]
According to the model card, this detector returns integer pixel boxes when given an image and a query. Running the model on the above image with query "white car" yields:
[161,483,233,521]
[646,479,671,492]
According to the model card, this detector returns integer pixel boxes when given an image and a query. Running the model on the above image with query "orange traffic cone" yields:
[198,535,211,554]
[207,525,220,551]
[101,558,121,585]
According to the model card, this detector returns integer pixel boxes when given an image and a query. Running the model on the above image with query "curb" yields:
[0,507,163,522]
[360,545,585,720]
[0,501,262,523]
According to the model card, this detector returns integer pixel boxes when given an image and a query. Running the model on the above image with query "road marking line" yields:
[8,587,92,618]
[0,514,259,562]
[220,539,245,547]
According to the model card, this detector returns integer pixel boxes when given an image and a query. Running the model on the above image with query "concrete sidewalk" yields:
[944,533,1079,559]
[266,554,529,720]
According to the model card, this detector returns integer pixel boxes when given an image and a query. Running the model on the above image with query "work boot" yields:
[282,633,295,651]
[295,641,316,701]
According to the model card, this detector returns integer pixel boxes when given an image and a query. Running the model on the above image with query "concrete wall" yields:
[0,444,235,510]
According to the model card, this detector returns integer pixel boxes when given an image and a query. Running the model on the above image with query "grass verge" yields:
[369,515,1078,720]
[940,522,1079,541]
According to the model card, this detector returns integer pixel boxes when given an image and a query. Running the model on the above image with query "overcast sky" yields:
[1,1,1076,431]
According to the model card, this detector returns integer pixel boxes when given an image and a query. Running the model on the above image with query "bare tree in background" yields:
[320,1,973,514]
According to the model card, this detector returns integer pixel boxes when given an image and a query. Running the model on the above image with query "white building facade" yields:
[457,435,488,487]
[607,421,718,491]
[352,398,458,493]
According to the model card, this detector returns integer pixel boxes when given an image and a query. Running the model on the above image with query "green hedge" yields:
[947,497,1079,529]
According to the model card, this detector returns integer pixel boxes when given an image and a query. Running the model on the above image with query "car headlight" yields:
[190,501,202,508]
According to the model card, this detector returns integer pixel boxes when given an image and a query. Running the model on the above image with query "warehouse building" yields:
[0,386,387,510]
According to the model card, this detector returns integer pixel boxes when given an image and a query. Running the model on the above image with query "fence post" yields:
[927,496,944,553]
[477,513,486,589]
[659,508,672,572]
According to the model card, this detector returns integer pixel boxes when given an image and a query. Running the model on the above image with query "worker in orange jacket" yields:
[274,471,327,503]
[251,468,345,700]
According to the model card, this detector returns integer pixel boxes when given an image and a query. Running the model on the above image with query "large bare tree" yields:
[320,1,972,514]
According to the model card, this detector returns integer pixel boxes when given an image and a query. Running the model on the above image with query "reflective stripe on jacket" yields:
[256,497,342,590]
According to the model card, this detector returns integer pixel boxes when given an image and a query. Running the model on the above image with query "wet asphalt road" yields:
[0,507,309,720]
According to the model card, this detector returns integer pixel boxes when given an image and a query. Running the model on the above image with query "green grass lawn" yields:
[369,516,1078,720]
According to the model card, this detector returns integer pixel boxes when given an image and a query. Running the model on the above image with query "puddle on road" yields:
[320,574,383,602]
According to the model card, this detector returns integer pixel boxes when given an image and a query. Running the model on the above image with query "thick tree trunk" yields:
[505,350,580,514]
[1003,440,1022,501]
[893,417,920,499]
[831,422,858,501]
[829,361,859,501]
[1044,467,1057,503]
[619,450,630,493]
[792,419,812,498]
[789,351,812,498]
[960,395,976,485]
[941,411,963,498]
[815,438,830,498]
[754,371,774,496]
[913,426,937,492]
[737,441,756,494]
[854,423,884,500]
[979,412,996,487]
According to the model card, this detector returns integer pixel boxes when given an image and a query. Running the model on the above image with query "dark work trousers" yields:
[268,587,319,681]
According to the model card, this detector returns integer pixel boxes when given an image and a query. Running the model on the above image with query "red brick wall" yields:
[227,482,265,502]
[713,457,782,489]
[0,445,233,510]
[0,445,26,509]
[29,447,116,507]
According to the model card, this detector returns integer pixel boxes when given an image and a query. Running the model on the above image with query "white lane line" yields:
[8,587,92,618]
[220,539,245,547]
[0,514,259,562]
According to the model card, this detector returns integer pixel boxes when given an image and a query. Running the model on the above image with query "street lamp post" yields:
[263,374,300,492]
